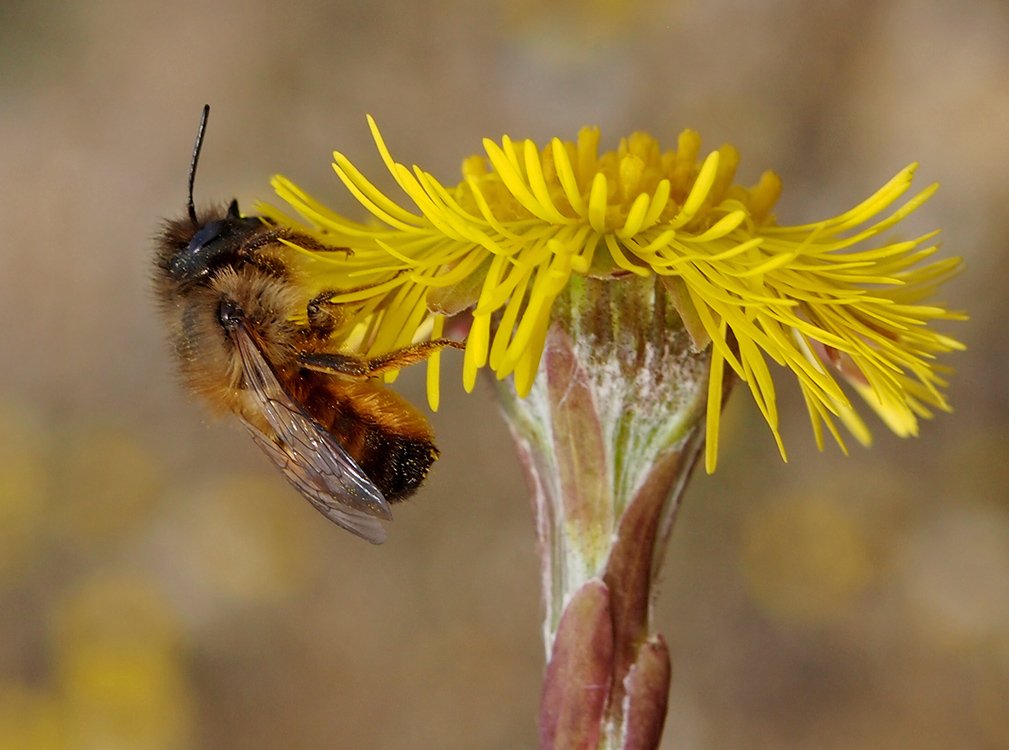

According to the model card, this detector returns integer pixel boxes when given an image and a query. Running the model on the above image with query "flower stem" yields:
[495,275,712,749]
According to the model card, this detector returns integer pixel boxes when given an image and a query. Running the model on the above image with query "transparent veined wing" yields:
[245,427,388,544]
[233,324,392,544]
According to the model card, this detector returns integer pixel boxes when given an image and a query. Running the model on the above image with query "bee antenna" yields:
[187,104,211,227]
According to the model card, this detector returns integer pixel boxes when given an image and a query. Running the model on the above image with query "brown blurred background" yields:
[1,0,1006,748]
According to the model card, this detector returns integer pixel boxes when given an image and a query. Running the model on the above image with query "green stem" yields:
[494,276,712,749]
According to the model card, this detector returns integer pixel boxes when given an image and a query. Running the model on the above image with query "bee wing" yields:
[244,428,388,544]
[233,325,392,544]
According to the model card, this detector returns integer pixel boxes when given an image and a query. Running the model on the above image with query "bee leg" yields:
[310,272,407,303]
[305,273,408,338]
[243,229,352,256]
[306,292,348,339]
[299,339,465,379]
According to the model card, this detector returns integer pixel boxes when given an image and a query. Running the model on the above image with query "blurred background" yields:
[0,0,1006,748]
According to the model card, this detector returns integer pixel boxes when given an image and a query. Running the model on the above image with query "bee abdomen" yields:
[296,375,440,504]
[357,431,439,503]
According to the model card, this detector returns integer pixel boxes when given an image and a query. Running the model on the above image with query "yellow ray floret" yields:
[261,118,965,472]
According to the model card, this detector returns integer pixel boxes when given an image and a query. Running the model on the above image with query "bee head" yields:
[163,199,263,286]
[156,105,265,288]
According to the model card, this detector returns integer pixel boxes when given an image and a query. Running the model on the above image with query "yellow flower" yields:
[262,118,964,472]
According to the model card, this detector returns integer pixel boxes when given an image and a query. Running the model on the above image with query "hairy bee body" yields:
[283,376,437,503]
[153,108,459,543]
[155,238,302,416]
[155,218,438,498]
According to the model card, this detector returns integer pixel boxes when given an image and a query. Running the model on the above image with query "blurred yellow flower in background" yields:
[741,493,876,625]
[51,574,193,750]
[0,684,66,750]
[158,475,316,604]
[264,119,964,472]
[0,399,51,588]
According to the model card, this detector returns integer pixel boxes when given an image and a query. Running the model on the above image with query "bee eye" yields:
[189,220,226,252]
[169,219,231,284]
[218,298,243,331]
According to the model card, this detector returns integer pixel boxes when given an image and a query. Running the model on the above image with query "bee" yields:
[154,106,462,544]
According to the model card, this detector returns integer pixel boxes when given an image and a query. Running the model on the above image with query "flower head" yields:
[261,118,964,472]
